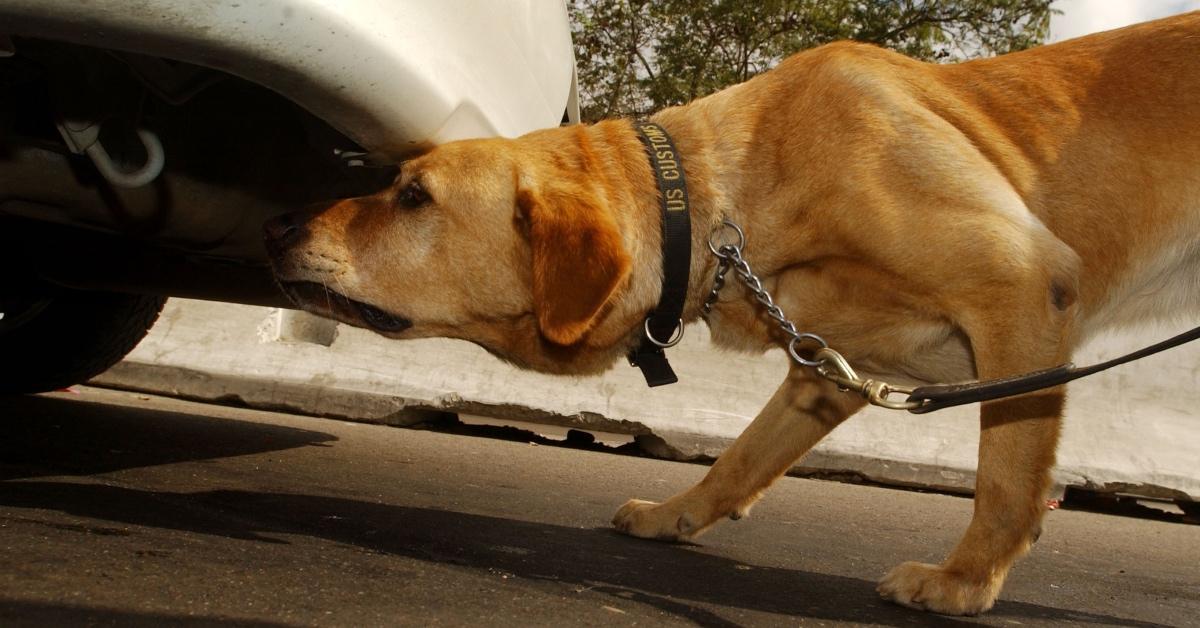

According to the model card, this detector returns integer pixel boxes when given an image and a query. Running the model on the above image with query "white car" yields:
[0,0,579,393]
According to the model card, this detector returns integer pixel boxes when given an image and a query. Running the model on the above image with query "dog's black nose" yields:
[263,212,306,251]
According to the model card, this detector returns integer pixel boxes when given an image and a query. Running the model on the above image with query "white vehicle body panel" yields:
[0,0,578,156]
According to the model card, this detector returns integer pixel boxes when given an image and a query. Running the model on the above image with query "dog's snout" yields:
[263,212,307,251]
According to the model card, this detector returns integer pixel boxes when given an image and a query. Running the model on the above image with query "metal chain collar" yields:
[701,220,924,411]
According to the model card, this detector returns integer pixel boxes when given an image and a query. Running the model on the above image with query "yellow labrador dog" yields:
[265,13,1199,615]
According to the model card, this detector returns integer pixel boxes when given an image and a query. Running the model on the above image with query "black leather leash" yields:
[627,121,691,387]
[906,324,1200,413]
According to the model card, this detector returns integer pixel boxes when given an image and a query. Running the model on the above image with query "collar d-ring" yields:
[644,317,684,348]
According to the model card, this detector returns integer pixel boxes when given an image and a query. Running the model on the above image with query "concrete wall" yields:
[94,299,1200,501]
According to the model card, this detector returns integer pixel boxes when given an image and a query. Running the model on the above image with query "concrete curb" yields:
[93,299,1199,501]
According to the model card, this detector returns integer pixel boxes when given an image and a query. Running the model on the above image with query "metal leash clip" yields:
[813,348,924,411]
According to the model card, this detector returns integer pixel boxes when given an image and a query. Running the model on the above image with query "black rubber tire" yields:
[0,290,166,395]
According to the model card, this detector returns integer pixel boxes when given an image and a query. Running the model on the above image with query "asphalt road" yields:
[1,388,1197,627]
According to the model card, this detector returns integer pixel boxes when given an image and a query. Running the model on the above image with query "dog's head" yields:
[265,125,646,373]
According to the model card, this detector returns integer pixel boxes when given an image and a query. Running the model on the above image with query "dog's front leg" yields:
[613,365,865,541]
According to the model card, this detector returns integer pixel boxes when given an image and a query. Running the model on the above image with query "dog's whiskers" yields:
[332,274,351,302]
[320,279,333,313]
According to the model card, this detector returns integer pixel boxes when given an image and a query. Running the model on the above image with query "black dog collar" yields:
[627,121,692,387]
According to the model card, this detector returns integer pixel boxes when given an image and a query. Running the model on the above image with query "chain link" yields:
[702,220,924,411]
[701,258,729,317]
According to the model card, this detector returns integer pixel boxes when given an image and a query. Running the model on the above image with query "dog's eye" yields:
[397,180,430,209]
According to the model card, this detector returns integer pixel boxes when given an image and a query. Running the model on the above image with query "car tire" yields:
[0,290,166,395]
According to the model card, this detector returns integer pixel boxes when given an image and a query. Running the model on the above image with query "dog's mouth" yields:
[279,281,412,333]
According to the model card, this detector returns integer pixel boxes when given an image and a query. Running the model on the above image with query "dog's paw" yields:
[877,561,998,616]
[611,499,701,541]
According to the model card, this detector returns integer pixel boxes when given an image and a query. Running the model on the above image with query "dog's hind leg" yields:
[612,365,864,541]
[878,294,1073,615]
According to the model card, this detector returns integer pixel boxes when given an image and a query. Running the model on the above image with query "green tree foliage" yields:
[569,0,1055,121]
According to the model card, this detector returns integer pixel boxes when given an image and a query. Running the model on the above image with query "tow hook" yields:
[56,118,166,188]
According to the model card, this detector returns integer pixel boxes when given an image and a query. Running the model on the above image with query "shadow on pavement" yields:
[0,481,1166,628]
[0,394,336,481]
[0,599,291,628]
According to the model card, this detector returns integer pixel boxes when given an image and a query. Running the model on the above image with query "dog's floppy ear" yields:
[518,186,631,346]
